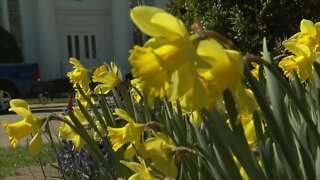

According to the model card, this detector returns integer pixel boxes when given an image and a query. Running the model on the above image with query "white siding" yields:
[18,0,40,64]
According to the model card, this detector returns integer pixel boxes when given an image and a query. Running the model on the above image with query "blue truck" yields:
[0,63,41,113]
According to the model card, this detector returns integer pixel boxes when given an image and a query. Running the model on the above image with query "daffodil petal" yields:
[59,121,74,140]
[69,57,85,69]
[130,6,187,41]
[169,62,194,101]
[111,62,118,74]
[74,135,86,150]
[9,107,32,117]
[300,19,316,36]
[225,49,244,75]
[114,109,134,123]
[9,99,30,110]
[120,160,143,173]
[197,38,229,65]
[124,144,136,159]
[28,132,43,156]
[283,42,310,57]
[152,157,177,178]
[144,37,170,49]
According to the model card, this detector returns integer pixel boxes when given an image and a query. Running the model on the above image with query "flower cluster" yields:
[1,5,265,180]
[60,6,259,179]
[279,19,320,81]
[129,6,248,111]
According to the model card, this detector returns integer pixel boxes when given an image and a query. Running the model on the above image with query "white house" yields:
[0,0,168,80]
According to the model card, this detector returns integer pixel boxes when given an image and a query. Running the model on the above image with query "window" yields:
[84,35,89,58]
[91,35,96,59]
[74,35,80,59]
[66,34,97,60]
[67,35,72,58]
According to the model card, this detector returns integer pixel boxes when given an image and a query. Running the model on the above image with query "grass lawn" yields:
[0,144,56,179]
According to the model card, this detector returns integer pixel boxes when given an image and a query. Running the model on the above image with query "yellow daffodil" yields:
[279,19,320,81]
[67,58,94,107]
[107,108,145,158]
[93,62,121,94]
[130,78,154,107]
[232,86,257,115]
[59,106,88,149]
[120,156,156,180]
[139,132,177,178]
[74,90,95,108]
[130,78,143,103]
[129,6,194,98]
[129,6,246,111]
[2,99,45,155]
[279,43,313,81]
[240,114,257,147]
[250,62,261,80]
[67,58,91,92]
[286,19,320,51]
[179,39,244,110]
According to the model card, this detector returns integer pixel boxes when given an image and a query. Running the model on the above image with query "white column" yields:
[0,0,10,31]
[37,0,60,80]
[111,0,133,78]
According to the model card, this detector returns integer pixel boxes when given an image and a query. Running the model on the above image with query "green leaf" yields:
[191,111,242,180]
[253,111,265,143]
[202,109,266,179]
[260,139,277,179]
[67,110,116,178]
[315,147,320,179]
[118,85,135,118]
[142,91,151,124]
[297,136,315,180]
[261,38,302,179]
[97,94,116,127]
[262,57,320,145]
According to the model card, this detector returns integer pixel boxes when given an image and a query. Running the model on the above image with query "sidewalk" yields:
[30,103,68,110]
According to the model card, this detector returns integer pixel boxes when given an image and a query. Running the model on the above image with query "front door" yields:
[58,25,105,76]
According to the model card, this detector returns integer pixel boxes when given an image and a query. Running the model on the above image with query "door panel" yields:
[58,26,103,76]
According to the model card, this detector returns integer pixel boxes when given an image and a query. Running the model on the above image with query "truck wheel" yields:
[0,86,17,113]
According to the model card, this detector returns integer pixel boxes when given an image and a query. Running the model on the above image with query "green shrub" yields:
[167,0,320,54]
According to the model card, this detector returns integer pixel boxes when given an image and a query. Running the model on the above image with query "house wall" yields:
[17,0,122,80]
[2,0,168,81]
[0,0,10,31]
[55,0,113,78]
[19,0,40,65]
